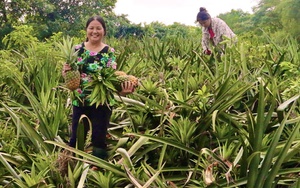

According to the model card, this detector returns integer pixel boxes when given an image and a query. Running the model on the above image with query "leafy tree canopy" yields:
[1,0,300,45]
[0,0,117,40]
[218,9,253,35]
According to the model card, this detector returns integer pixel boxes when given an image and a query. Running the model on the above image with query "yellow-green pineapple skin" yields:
[65,70,80,91]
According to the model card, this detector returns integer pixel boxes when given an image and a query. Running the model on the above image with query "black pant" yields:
[69,105,112,150]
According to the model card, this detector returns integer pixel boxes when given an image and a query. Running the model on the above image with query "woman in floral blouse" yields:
[62,15,134,167]
[197,7,236,55]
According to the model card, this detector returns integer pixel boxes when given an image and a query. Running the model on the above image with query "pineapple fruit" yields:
[114,71,127,76]
[127,75,139,87]
[114,71,138,91]
[65,70,80,91]
[56,36,80,91]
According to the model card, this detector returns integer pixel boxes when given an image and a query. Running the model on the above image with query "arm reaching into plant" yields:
[196,7,236,54]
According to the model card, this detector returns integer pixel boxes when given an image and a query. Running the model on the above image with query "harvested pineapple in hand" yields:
[114,71,127,76]
[114,71,139,92]
[64,69,80,91]
[56,36,80,91]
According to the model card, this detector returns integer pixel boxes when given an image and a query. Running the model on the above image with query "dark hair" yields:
[85,15,107,36]
[196,7,211,21]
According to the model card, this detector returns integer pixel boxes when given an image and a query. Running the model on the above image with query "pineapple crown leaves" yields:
[55,36,79,69]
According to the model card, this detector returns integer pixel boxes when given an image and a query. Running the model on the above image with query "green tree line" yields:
[0,0,299,48]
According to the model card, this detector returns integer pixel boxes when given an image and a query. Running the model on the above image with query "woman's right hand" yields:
[62,63,71,77]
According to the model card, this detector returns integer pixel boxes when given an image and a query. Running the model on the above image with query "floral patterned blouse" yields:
[72,43,117,107]
[201,17,236,52]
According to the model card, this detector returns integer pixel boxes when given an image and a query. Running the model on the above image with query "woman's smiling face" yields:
[86,20,105,42]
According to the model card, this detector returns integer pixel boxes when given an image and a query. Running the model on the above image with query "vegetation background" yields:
[1,0,300,187]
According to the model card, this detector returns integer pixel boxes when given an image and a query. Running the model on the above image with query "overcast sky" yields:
[114,0,259,26]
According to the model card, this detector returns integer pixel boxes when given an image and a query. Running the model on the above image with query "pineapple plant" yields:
[56,36,80,91]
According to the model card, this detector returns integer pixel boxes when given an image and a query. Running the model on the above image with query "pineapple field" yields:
[1,25,300,188]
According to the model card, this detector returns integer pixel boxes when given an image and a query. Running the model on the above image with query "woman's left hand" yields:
[119,81,135,96]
